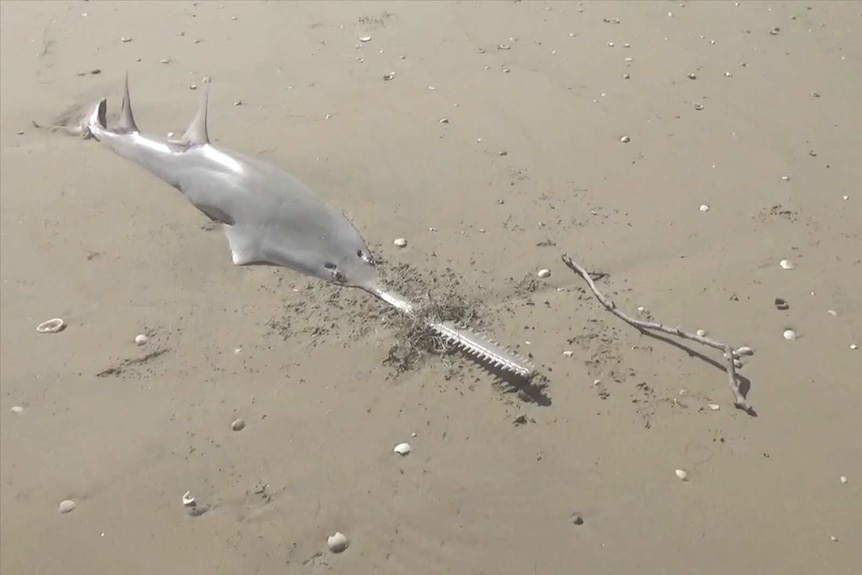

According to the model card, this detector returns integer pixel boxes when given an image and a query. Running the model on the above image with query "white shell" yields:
[393,442,411,455]
[839,476,848,484]
[327,531,350,553]
[182,491,196,507]
[675,469,689,481]
[393,238,407,248]
[619,135,631,143]
[562,350,574,357]
[850,344,858,350]
[10,405,24,414]
[779,259,794,270]
[134,334,148,346]
[359,35,371,42]
[696,329,707,337]
[783,329,797,341]
[537,269,551,278]
[231,418,246,431]
[708,404,720,411]
[36,318,66,333]
[58,499,77,514]
[699,204,710,212]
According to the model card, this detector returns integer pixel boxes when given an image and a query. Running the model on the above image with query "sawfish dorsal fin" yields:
[182,84,209,146]
[117,73,139,134]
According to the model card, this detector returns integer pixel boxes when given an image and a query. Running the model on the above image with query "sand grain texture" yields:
[1,1,860,574]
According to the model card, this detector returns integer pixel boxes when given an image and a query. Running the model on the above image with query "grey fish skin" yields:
[80,77,535,380]
[83,77,379,291]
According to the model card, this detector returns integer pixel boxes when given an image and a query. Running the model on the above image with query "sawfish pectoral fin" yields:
[222,225,264,266]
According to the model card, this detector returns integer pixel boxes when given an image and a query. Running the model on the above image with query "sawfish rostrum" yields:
[82,77,534,379]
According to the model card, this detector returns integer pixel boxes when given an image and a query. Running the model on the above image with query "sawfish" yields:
[77,76,534,379]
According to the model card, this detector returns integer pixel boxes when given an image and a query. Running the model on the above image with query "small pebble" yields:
[537,269,551,279]
[708,404,720,411]
[839,476,848,484]
[134,334,148,346]
[359,35,372,42]
[622,73,630,79]
[781,175,791,181]
[233,100,243,106]
[696,329,707,337]
[851,344,858,350]
[699,204,710,212]
[619,135,631,143]
[830,535,838,542]
[231,418,246,431]
[769,27,781,35]
[10,406,24,414]
[160,58,171,64]
[562,350,574,357]
[393,442,411,455]
[687,72,697,80]
[327,531,350,553]
[393,238,407,248]
[779,259,794,270]
[58,499,77,514]
[675,469,689,481]
[783,329,797,341]
[571,513,585,525]
[121,36,132,43]
[189,84,198,90]
[383,72,396,81]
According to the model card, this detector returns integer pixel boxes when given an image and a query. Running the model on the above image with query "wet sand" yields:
[1,1,860,574]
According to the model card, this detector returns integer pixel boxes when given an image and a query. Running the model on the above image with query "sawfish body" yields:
[80,77,535,379]
[84,78,378,290]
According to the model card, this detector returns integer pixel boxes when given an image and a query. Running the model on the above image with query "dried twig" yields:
[561,254,754,413]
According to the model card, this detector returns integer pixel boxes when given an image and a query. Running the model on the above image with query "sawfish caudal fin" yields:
[182,84,209,146]
[117,73,139,134]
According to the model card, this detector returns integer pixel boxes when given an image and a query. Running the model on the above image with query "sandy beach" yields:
[1,1,860,573]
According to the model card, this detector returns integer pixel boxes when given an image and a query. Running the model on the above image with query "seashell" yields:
[708,403,720,411]
[699,204,710,212]
[359,35,372,42]
[182,491,196,507]
[839,476,848,484]
[393,442,411,455]
[537,269,551,279]
[327,531,350,553]
[774,298,789,310]
[783,329,797,340]
[619,135,631,143]
[734,346,755,357]
[36,318,66,333]
[675,469,689,481]
[10,406,24,414]
[497,43,511,50]
[383,72,395,81]
[134,334,148,346]
[231,418,246,431]
[562,350,574,357]
[58,499,77,514]
[851,344,858,350]
[779,259,794,270]
[393,238,407,248]
[781,175,790,181]
[121,36,132,43]
[694,103,704,111]
[696,329,707,337]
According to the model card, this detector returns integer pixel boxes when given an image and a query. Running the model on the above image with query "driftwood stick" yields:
[561,254,753,413]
